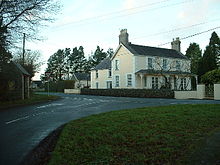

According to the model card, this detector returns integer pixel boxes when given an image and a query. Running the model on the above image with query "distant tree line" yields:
[42,46,114,81]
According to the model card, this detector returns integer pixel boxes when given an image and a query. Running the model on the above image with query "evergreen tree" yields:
[107,48,114,58]
[45,49,66,81]
[185,43,202,74]
[90,46,107,68]
[200,31,220,75]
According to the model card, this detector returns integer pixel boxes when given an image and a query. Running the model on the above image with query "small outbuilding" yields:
[0,61,30,100]
[71,73,90,88]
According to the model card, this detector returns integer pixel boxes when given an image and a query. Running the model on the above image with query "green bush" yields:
[201,69,220,85]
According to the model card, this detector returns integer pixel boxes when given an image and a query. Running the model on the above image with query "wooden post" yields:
[140,74,143,89]
[27,76,30,98]
[22,33,26,66]
[21,75,24,100]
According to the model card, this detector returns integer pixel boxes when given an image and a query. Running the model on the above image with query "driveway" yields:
[0,93,219,165]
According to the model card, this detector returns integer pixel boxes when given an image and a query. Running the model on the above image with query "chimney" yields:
[119,29,129,45]
[171,37,181,52]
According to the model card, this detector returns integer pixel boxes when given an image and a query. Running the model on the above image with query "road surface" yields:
[0,93,219,165]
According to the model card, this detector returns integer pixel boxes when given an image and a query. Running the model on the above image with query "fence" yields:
[175,84,220,100]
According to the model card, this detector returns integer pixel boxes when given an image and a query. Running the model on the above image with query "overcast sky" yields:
[26,0,220,80]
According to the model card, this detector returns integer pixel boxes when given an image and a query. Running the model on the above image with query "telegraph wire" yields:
[132,18,220,40]
[158,26,220,47]
[52,0,195,30]
[53,0,172,28]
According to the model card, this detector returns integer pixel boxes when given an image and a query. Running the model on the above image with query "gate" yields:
[205,84,214,98]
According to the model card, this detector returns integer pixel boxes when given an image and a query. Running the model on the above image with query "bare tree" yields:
[0,0,60,46]
[13,50,44,78]
[154,57,192,90]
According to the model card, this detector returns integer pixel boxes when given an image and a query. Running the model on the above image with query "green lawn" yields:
[48,104,220,165]
[0,94,60,109]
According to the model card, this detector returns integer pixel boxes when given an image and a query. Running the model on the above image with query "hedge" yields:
[81,88,174,98]
[45,80,75,92]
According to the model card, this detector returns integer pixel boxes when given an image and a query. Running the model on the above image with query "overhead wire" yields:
[132,18,220,40]
[158,26,220,47]
[52,0,195,30]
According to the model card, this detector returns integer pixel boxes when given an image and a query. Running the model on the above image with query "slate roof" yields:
[136,69,195,76]
[124,43,188,59]
[95,57,111,70]
[13,61,30,76]
[74,73,90,81]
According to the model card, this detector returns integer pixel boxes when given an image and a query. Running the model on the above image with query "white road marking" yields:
[36,103,63,109]
[5,115,29,124]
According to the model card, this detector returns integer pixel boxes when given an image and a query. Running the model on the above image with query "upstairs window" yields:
[108,69,112,77]
[115,60,119,70]
[127,74,132,86]
[163,59,167,70]
[148,58,153,69]
[95,70,98,78]
[176,61,180,71]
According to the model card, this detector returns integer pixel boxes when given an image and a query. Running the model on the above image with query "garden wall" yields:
[81,89,174,98]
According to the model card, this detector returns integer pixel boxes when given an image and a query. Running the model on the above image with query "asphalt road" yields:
[0,93,219,165]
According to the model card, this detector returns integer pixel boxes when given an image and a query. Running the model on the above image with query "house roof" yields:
[73,73,90,81]
[95,57,111,70]
[124,43,188,59]
[136,69,195,76]
[13,61,30,76]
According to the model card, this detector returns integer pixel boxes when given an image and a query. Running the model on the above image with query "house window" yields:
[148,58,153,69]
[180,78,187,90]
[176,61,180,71]
[115,60,119,70]
[95,70,98,78]
[144,77,147,87]
[152,77,159,89]
[96,82,99,89]
[115,75,120,87]
[127,74,132,86]
[163,59,167,70]
[107,81,112,89]
[108,69,112,77]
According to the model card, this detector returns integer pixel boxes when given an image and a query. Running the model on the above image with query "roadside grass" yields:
[0,94,60,110]
[48,104,220,165]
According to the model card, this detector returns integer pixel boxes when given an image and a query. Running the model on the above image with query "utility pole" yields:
[22,33,26,65]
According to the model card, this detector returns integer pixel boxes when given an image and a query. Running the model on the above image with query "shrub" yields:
[201,69,220,85]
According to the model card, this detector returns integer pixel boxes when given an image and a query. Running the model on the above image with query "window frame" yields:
[115,75,120,87]
[148,58,153,69]
[152,77,159,89]
[176,60,181,71]
[95,70,98,78]
[108,68,112,78]
[115,60,119,70]
[163,59,167,70]
[126,74,132,87]
[106,81,112,89]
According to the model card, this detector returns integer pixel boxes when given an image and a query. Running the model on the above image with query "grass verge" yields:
[0,94,60,110]
[48,104,220,165]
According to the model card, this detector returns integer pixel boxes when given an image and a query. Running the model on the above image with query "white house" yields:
[91,29,195,90]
